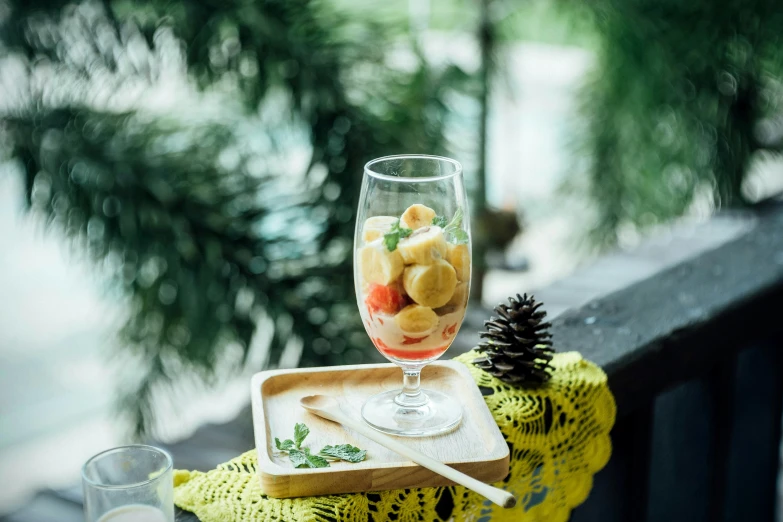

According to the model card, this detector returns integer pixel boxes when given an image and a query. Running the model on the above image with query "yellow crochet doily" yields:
[174,351,616,522]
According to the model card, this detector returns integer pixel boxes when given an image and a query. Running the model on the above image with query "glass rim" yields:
[81,444,173,490]
[364,154,462,182]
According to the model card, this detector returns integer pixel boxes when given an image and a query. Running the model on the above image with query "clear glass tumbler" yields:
[354,154,471,437]
[82,445,174,522]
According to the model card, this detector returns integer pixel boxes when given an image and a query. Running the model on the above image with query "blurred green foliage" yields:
[566,0,783,247]
[5,0,781,436]
[0,0,471,436]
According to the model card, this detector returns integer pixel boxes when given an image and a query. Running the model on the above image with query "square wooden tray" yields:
[250,360,509,498]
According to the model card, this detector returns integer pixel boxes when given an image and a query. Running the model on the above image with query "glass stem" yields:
[395,368,428,407]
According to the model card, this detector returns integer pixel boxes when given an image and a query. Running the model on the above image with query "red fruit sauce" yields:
[373,338,449,361]
[441,323,457,340]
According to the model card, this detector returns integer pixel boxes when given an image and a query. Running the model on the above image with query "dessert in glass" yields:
[354,155,471,436]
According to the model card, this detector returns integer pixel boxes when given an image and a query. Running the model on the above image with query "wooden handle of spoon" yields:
[321,408,516,508]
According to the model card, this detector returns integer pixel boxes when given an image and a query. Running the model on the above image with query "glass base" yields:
[361,389,463,437]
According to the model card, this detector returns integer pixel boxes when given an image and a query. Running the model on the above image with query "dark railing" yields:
[569,199,783,522]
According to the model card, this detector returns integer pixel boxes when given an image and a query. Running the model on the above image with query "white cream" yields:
[96,505,169,522]
[360,304,466,354]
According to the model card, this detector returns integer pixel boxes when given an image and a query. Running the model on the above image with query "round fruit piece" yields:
[400,204,437,230]
[446,243,470,281]
[446,281,468,307]
[402,259,457,308]
[360,240,404,285]
[362,216,398,243]
[365,284,407,314]
[398,226,447,265]
[394,304,438,334]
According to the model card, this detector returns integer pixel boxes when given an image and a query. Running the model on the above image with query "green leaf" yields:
[319,444,368,463]
[275,437,295,451]
[441,208,468,244]
[449,228,469,245]
[445,208,463,230]
[382,219,413,251]
[431,215,448,228]
[289,448,330,468]
[294,423,309,448]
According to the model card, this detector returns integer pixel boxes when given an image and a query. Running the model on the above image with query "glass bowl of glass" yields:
[354,155,470,437]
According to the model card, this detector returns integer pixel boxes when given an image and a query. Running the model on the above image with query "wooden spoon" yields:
[300,394,516,509]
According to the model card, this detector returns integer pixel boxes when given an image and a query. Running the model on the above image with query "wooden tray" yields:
[250,361,509,498]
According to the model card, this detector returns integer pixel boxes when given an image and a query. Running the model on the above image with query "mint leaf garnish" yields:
[289,448,330,468]
[275,437,295,451]
[431,215,448,228]
[382,219,413,251]
[294,422,309,448]
[320,444,368,463]
[275,423,368,468]
[449,228,469,244]
[445,207,463,229]
[438,208,468,244]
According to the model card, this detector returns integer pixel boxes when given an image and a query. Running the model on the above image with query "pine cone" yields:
[472,293,554,386]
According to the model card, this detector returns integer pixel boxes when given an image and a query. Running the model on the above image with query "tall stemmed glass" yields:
[354,155,471,436]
